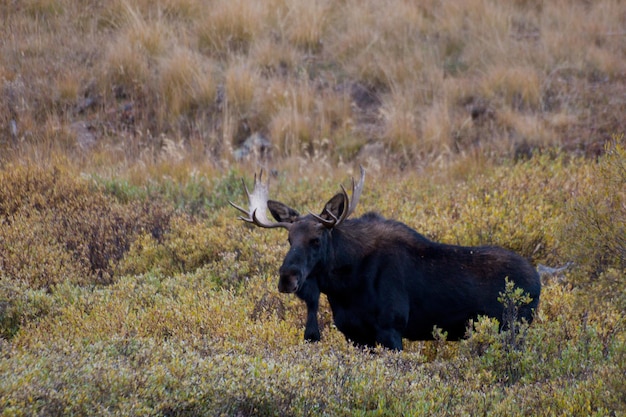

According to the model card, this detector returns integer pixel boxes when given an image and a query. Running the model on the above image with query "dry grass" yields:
[284,0,330,52]
[196,0,268,56]
[1,0,624,166]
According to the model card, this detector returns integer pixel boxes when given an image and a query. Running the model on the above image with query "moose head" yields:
[230,167,365,294]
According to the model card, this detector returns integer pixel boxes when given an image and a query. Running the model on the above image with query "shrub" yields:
[1,163,175,284]
[0,163,174,337]
[1,156,626,416]
[563,140,626,277]
[118,215,239,277]
[461,279,534,385]
[0,276,56,339]
[0,210,90,289]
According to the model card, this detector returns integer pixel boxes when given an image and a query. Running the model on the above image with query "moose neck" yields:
[328,226,360,266]
[329,217,383,260]
[313,220,373,293]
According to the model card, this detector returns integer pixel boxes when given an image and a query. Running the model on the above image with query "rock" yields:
[233,132,272,161]
[70,121,97,150]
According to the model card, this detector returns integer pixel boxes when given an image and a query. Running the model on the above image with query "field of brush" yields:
[1,0,625,415]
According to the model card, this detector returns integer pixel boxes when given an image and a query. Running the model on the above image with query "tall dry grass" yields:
[0,0,624,168]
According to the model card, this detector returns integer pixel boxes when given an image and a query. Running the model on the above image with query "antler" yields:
[310,166,366,228]
[229,170,292,229]
[342,165,366,222]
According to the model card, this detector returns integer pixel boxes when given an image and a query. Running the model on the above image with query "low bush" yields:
[118,216,241,277]
[563,140,626,277]
[0,163,174,286]
[0,163,174,338]
[0,152,624,415]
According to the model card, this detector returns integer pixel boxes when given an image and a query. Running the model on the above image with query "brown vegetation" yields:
[1,0,624,167]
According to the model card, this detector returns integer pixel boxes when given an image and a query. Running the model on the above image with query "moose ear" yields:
[320,193,346,221]
[267,200,300,223]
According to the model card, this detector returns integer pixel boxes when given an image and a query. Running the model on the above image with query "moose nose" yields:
[278,268,300,293]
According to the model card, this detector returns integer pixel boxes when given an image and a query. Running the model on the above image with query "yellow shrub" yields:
[563,140,626,276]
[0,162,176,337]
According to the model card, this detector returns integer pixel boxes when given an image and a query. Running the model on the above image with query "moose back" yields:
[230,168,541,350]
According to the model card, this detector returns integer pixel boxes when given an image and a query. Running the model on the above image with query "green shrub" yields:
[1,155,626,416]
[0,163,174,338]
[0,162,174,285]
[563,140,626,276]
[0,276,55,339]
[119,216,244,277]
[461,279,534,385]
[92,168,245,217]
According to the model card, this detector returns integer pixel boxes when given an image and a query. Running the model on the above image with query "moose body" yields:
[231,169,541,350]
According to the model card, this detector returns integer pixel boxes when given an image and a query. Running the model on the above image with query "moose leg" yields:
[296,279,321,342]
[375,302,407,350]
[376,328,403,351]
[304,297,321,342]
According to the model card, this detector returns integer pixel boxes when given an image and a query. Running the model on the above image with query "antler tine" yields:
[347,165,365,217]
[334,166,365,227]
[229,176,253,216]
[309,208,337,228]
[323,207,339,223]
[229,170,292,230]
[242,177,251,200]
[250,209,292,229]
[334,184,352,226]
[229,200,251,217]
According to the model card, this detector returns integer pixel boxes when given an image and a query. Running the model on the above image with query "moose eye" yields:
[309,237,321,247]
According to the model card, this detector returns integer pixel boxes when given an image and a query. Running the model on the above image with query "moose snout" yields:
[278,268,300,293]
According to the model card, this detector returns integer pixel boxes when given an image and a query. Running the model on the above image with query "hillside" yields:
[1,0,625,415]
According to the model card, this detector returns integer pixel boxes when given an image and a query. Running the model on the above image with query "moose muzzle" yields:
[278,267,301,293]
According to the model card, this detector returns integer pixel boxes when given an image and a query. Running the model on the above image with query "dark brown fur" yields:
[272,209,540,350]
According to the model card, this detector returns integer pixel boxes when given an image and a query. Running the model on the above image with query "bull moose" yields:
[230,168,541,350]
